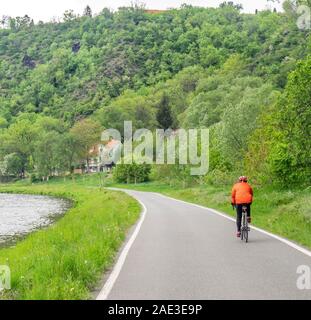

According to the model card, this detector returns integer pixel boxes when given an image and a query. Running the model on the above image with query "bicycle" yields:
[240,205,250,243]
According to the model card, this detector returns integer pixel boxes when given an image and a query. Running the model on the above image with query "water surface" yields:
[0,193,71,246]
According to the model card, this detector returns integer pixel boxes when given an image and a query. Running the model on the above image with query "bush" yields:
[113,162,151,184]
[151,164,196,188]
[204,169,239,186]
[29,173,40,183]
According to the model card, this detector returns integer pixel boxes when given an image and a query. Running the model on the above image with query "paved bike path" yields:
[100,189,311,300]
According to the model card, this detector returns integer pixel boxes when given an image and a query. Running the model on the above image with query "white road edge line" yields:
[154,192,311,258]
[96,198,147,300]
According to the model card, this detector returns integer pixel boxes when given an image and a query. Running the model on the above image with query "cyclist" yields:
[231,176,253,238]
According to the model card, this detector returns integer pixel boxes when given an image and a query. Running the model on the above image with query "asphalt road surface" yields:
[99,189,311,300]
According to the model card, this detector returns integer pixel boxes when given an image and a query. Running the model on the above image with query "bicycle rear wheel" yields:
[241,212,248,243]
[244,227,248,243]
[240,213,244,241]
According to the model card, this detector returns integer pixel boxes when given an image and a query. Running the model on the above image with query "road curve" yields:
[99,189,311,300]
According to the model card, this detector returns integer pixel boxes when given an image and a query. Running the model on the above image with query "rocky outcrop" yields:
[22,55,36,68]
[72,42,80,53]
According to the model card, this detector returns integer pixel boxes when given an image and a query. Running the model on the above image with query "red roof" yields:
[105,139,120,150]
[89,139,121,156]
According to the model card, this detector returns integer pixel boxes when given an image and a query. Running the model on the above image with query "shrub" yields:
[113,162,151,184]
[29,173,40,183]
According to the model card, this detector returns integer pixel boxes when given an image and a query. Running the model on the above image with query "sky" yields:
[0,0,284,22]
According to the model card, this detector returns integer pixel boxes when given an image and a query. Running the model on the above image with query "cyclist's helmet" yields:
[239,176,248,182]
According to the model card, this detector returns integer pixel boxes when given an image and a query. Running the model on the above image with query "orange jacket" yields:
[231,182,253,205]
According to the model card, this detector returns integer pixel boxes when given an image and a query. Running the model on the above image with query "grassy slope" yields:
[0,182,140,300]
[111,181,311,250]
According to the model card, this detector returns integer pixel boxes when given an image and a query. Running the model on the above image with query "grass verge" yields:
[0,183,140,300]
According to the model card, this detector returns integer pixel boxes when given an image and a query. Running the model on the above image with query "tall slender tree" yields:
[83,5,93,17]
[156,94,174,130]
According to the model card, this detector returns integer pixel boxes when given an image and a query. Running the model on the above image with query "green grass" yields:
[0,182,140,300]
[110,181,311,250]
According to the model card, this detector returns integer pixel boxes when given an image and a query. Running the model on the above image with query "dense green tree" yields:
[70,118,102,171]
[34,131,61,179]
[216,83,278,164]
[268,56,311,184]
[0,153,25,177]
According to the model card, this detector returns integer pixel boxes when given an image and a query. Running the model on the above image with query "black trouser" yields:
[236,204,251,232]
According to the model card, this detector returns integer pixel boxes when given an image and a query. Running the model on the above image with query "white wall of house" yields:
[87,141,122,173]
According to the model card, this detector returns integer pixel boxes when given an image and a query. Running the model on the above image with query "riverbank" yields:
[0,183,140,299]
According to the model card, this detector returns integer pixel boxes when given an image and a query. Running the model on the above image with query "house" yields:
[87,139,122,173]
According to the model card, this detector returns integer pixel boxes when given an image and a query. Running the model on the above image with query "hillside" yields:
[0,4,308,121]
[0,3,310,185]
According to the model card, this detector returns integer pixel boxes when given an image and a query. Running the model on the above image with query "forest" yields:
[0,1,310,186]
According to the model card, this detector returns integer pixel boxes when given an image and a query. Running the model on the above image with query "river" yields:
[0,193,71,246]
